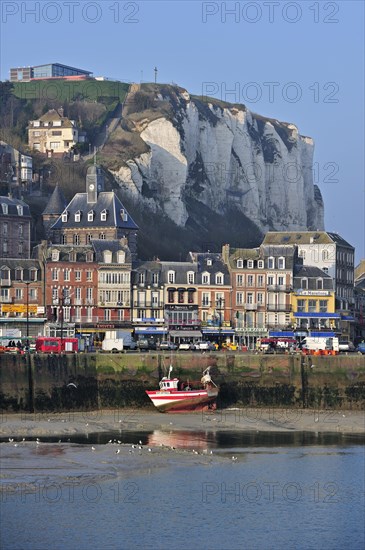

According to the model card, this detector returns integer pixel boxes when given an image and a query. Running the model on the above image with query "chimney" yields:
[58,107,64,118]
[222,243,230,264]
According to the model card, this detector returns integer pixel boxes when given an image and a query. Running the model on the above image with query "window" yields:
[17,205,23,216]
[2,203,8,215]
[86,271,92,281]
[322,250,329,261]
[299,250,306,259]
[168,271,175,284]
[168,290,175,303]
[202,292,210,306]
[18,242,23,255]
[19,225,24,236]
[15,288,23,299]
[237,259,243,268]
[257,292,264,304]
[75,270,81,281]
[15,267,23,280]
[317,278,323,290]
[215,273,223,285]
[51,250,59,261]
[268,257,274,269]
[258,260,264,269]
[75,211,81,222]
[50,142,60,149]
[247,260,254,269]
[152,272,159,285]
[86,252,94,262]
[86,234,92,244]
[308,300,317,313]
[2,222,8,235]
[30,269,37,282]
[278,257,285,269]
[202,272,210,285]
[297,299,305,312]
[33,143,40,151]
[73,234,80,245]
[138,272,145,284]
[62,235,67,245]
[257,275,264,287]
[236,274,243,286]
[278,276,284,286]
[323,267,329,274]
[62,211,68,222]
[88,210,94,222]
[104,309,111,321]
[117,251,125,264]
[33,131,40,137]
[207,259,212,266]
[301,278,308,290]
[86,288,93,301]
[178,290,184,303]
[52,288,58,302]
[101,209,107,221]
[120,209,128,221]
[246,292,254,304]
[99,233,105,240]
[267,276,274,286]
[52,268,58,281]
[247,275,254,287]
[29,288,37,300]
[103,250,112,263]
[236,292,243,305]
[64,269,70,282]
[187,271,195,284]
[319,300,328,313]
[52,130,62,136]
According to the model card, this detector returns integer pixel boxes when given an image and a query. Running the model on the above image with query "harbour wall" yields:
[0,352,364,412]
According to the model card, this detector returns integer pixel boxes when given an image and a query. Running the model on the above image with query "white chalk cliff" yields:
[110,86,324,235]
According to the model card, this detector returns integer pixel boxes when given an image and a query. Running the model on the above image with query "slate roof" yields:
[0,196,31,217]
[293,265,334,291]
[50,191,138,231]
[42,185,67,215]
[263,231,354,249]
[45,244,95,263]
[92,239,132,264]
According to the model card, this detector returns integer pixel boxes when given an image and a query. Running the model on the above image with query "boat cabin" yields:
[159,377,179,391]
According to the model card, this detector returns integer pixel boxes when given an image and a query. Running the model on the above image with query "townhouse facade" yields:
[28,109,82,156]
[0,197,32,259]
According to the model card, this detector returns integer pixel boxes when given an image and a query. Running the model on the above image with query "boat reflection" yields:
[147,429,218,449]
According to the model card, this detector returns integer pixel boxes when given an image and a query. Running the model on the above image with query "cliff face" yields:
[104,85,324,252]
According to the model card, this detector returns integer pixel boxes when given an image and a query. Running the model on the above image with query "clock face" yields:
[89,184,95,191]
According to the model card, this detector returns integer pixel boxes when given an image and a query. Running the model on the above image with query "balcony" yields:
[100,301,131,307]
[244,303,257,310]
[267,285,292,292]
[133,301,164,308]
[267,304,292,312]
[0,278,11,287]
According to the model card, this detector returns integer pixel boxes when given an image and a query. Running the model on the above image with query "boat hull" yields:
[146,388,218,412]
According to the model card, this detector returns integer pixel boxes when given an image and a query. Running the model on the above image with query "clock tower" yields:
[86,164,104,204]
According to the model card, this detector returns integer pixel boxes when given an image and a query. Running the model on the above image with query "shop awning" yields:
[135,327,168,334]
[201,328,235,335]
[169,330,202,338]
[294,313,340,318]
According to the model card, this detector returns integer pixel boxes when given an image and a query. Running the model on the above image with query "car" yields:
[193,341,214,351]
[158,341,177,351]
[356,342,365,354]
[137,338,150,350]
[178,342,194,351]
[339,341,355,352]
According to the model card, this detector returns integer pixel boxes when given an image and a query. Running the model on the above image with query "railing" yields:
[267,285,292,292]
[133,301,164,307]
[266,304,292,312]
[100,302,131,307]
[244,303,257,310]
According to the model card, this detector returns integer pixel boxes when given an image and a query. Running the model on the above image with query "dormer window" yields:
[268,257,274,269]
[75,211,81,222]
[168,270,175,284]
[117,251,125,264]
[152,272,159,285]
[15,267,23,280]
[1,203,8,215]
[120,208,128,221]
[33,121,40,127]
[202,272,210,285]
[278,257,285,269]
[258,260,264,269]
[247,260,254,269]
[216,273,223,285]
[101,209,108,221]
[61,211,68,222]
[301,278,308,290]
[86,251,94,262]
[51,250,59,261]
[103,250,112,264]
[88,210,95,222]
[69,251,76,262]
[207,259,212,266]
[237,259,243,268]
[17,205,23,216]
[317,278,323,290]
[30,268,38,282]
[187,271,195,284]
[138,272,145,284]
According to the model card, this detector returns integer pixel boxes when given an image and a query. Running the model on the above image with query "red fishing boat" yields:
[146,366,219,413]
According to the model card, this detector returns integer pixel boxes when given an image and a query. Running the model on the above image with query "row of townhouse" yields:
[0,240,349,347]
[0,163,359,345]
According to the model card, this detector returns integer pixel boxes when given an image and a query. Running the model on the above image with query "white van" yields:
[301,337,339,352]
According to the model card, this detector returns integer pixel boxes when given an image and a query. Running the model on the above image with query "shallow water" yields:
[1,430,364,550]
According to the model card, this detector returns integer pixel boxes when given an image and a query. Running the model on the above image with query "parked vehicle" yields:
[35,337,78,353]
[338,340,355,352]
[158,341,177,351]
[101,330,137,352]
[301,337,339,353]
[356,342,365,354]
[193,341,213,351]
[137,338,156,350]
[178,342,194,351]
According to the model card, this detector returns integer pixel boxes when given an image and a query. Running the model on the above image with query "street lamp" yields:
[216,296,224,348]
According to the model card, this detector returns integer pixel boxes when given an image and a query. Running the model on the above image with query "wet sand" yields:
[1,407,364,438]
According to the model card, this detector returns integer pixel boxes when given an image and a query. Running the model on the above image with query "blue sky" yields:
[1,1,364,261]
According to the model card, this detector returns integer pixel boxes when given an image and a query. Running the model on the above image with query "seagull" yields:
[67,383,78,389]
[148,448,152,452]
[8,438,13,443]
[138,445,142,450]
[139,440,143,445]
[91,446,96,451]
[14,443,18,447]
[116,449,120,454]
[232,456,238,461]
